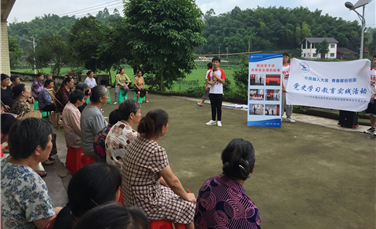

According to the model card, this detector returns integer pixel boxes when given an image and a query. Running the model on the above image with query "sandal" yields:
[37,171,47,178]
[197,103,203,107]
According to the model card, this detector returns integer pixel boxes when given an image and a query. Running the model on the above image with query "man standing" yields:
[364,55,376,135]
[281,52,295,123]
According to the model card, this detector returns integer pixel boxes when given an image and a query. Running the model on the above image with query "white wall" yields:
[301,41,337,59]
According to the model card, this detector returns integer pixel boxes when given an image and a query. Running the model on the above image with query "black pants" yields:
[40,104,56,111]
[209,94,222,121]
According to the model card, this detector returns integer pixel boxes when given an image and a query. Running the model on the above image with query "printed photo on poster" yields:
[249,104,264,115]
[265,89,280,101]
[249,89,265,100]
[266,74,280,86]
[265,104,280,116]
[250,74,265,85]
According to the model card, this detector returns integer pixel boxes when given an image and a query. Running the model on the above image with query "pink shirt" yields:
[62,102,81,149]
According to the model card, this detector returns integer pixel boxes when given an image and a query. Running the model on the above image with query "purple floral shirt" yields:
[31,80,44,100]
[195,173,261,229]
[93,125,112,163]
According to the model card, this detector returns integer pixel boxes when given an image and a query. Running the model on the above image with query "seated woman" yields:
[122,109,195,229]
[1,118,61,228]
[81,86,108,157]
[194,138,261,229]
[45,163,122,229]
[134,71,148,103]
[56,77,74,113]
[1,113,16,157]
[93,109,122,163]
[75,203,148,229]
[114,68,130,104]
[106,100,141,168]
[75,83,90,113]
[31,73,44,101]
[38,80,56,112]
[11,74,35,107]
[9,84,31,117]
[84,71,97,89]
[62,90,85,150]
[1,74,13,112]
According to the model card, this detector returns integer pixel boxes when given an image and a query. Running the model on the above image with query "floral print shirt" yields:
[1,157,55,229]
[31,80,44,100]
[105,121,139,169]
[9,99,30,116]
[115,74,130,87]
[93,125,112,163]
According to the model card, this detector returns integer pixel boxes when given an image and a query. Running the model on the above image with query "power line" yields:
[66,3,123,17]
[74,4,124,18]
[58,0,121,16]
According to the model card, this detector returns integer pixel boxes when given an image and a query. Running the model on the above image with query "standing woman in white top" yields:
[84,71,97,89]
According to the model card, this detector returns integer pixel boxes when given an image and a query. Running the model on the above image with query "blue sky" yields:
[8,0,375,27]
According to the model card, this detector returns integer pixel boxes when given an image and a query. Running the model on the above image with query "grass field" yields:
[13,62,239,93]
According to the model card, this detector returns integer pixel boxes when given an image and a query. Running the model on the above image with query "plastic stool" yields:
[133,91,146,103]
[66,148,96,175]
[33,100,38,110]
[107,91,112,104]
[86,96,90,104]
[149,220,186,229]
[118,89,128,103]
[118,187,123,204]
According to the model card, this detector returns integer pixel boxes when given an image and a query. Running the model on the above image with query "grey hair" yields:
[45,73,53,77]
[119,99,141,121]
[90,86,107,103]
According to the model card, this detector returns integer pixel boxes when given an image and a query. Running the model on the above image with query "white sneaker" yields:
[206,120,216,125]
[286,117,295,123]
[217,121,222,127]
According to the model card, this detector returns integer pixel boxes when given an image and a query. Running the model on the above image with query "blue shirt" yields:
[38,88,52,110]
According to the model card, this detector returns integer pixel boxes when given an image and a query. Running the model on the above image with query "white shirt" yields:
[84,76,97,88]
[206,68,226,94]
[282,63,290,88]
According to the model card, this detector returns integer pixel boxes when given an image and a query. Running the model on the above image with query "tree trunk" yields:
[160,68,164,92]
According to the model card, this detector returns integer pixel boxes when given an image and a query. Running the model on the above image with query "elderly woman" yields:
[9,84,31,117]
[194,138,261,229]
[62,90,85,149]
[81,86,108,157]
[56,77,74,113]
[134,71,148,103]
[105,100,141,168]
[1,118,61,228]
[84,71,97,89]
[122,109,195,229]
[38,80,56,112]
[75,82,90,113]
[31,73,44,100]
[114,68,130,104]
[1,74,13,111]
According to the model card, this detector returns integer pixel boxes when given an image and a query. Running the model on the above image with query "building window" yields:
[330,44,335,48]
[330,53,335,57]
[313,53,317,57]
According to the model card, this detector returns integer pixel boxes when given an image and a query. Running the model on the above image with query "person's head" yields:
[44,80,54,89]
[119,68,125,74]
[109,109,122,126]
[212,56,221,69]
[75,204,148,229]
[45,73,53,81]
[90,85,108,105]
[37,73,44,82]
[1,114,16,144]
[373,54,376,66]
[69,90,85,107]
[119,100,141,124]
[52,163,122,229]
[8,118,53,161]
[62,77,74,90]
[12,84,30,100]
[207,62,213,70]
[87,71,94,78]
[1,74,10,87]
[283,52,289,64]
[221,138,256,181]
[10,74,20,86]
[138,109,168,139]
[136,71,142,77]
[76,82,90,97]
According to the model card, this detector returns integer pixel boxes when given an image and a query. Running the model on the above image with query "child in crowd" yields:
[364,54,376,135]
[206,56,226,127]
[281,52,295,123]
[197,62,213,107]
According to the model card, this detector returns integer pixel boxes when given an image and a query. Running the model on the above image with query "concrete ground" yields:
[46,90,375,229]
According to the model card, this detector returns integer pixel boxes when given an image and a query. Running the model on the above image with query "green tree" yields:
[124,0,206,91]
[8,35,23,69]
[232,54,248,99]
[316,39,329,59]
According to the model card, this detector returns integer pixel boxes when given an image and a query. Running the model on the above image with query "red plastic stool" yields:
[149,220,186,229]
[66,148,96,175]
[118,187,123,204]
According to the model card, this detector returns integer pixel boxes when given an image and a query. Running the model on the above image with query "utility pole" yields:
[31,35,37,74]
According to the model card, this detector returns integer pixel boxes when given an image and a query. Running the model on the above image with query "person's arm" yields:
[134,78,141,90]
[125,75,130,86]
[159,177,169,187]
[70,110,82,135]
[282,82,287,93]
[91,113,108,134]
[159,165,196,202]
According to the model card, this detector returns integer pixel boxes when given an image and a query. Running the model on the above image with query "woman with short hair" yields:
[194,138,261,229]
[75,83,90,113]
[38,80,56,111]
[31,73,44,100]
[80,86,108,157]
[56,77,74,113]
[62,90,85,149]
[9,84,31,116]
[134,71,148,103]
[1,118,60,229]
[84,71,97,89]
[114,68,130,104]
[105,100,141,168]
[1,74,13,111]
[122,109,195,229]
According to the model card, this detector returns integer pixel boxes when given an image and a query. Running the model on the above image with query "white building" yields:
[300,37,339,59]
